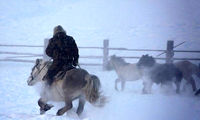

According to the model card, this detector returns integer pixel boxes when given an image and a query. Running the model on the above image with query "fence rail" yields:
[1,51,200,61]
[0,58,102,66]
[0,51,42,56]
[0,44,43,48]
[1,40,200,69]
[2,44,200,53]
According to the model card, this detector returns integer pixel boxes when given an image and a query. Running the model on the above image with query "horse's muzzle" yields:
[27,76,34,86]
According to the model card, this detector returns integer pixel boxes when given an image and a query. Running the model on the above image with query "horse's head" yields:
[105,55,117,71]
[27,59,48,86]
[137,54,156,68]
[105,60,114,71]
[107,55,128,70]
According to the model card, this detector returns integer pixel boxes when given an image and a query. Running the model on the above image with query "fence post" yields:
[43,38,51,61]
[166,40,174,63]
[103,39,109,70]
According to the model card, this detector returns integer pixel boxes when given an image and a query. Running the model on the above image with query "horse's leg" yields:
[121,81,125,91]
[161,81,173,91]
[57,99,73,116]
[142,80,153,94]
[174,70,183,94]
[175,80,181,94]
[148,81,153,94]
[142,81,147,94]
[76,96,86,115]
[115,78,120,91]
[38,98,54,114]
[188,77,197,91]
[182,81,189,91]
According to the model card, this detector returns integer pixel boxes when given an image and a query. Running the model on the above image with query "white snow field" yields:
[0,63,200,120]
[0,0,200,120]
[0,62,200,120]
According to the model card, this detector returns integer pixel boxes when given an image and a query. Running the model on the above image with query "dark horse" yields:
[107,55,143,91]
[27,59,105,116]
[137,55,183,94]
[175,60,200,92]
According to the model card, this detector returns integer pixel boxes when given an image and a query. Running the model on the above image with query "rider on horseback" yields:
[44,25,79,85]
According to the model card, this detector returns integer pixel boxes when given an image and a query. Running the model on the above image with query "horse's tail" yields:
[84,74,106,107]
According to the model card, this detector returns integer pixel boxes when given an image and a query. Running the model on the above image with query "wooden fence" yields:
[1,39,200,70]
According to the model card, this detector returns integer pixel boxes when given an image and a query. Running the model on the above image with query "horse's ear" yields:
[110,55,113,59]
[111,54,116,58]
[36,59,40,64]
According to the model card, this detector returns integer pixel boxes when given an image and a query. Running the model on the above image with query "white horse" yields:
[107,55,143,91]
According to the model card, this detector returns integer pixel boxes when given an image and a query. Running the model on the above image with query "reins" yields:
[37,62,48,75]
[31,62,48,79]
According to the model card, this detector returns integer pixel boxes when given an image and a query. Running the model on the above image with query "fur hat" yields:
[53,25,66,36]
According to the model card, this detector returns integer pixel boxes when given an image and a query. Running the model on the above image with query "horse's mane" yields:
[111,55,130,66]
[137,54,156,68]
[32,59,52,71]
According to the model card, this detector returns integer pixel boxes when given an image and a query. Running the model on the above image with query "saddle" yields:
[53,65,75,81]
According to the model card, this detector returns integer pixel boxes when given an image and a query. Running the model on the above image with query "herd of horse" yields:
[107,55,200,94]
[27,55,200,116]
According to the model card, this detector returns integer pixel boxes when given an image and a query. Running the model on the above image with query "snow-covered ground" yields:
[0,0,200,120]
[0,62,200,120]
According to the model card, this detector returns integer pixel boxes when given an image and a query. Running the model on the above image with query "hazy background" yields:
[0,0,200,47]
[0,0,200,63]
[0,0,200,120]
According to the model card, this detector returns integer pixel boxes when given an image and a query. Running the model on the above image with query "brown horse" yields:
[27,59,105,116]
[107,55,143,91]
[174,60,200,92]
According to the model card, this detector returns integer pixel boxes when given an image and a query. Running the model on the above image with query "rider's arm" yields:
[46,38,55,58]
[71,38,79,65]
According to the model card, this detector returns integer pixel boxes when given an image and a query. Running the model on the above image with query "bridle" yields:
[30,62,47,80]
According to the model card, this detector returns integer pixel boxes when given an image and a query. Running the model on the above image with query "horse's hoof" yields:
[115,87,119,91]
[142,90,149,94]
[56,109,65,116]
[40,108,46,115]
[195,92,199,96]
[76,111,82,116]
[44,104,54,111]
[176,90,180,94]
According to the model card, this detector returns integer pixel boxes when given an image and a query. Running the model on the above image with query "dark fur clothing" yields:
[46,32,79,64]
[45,32,79,85]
